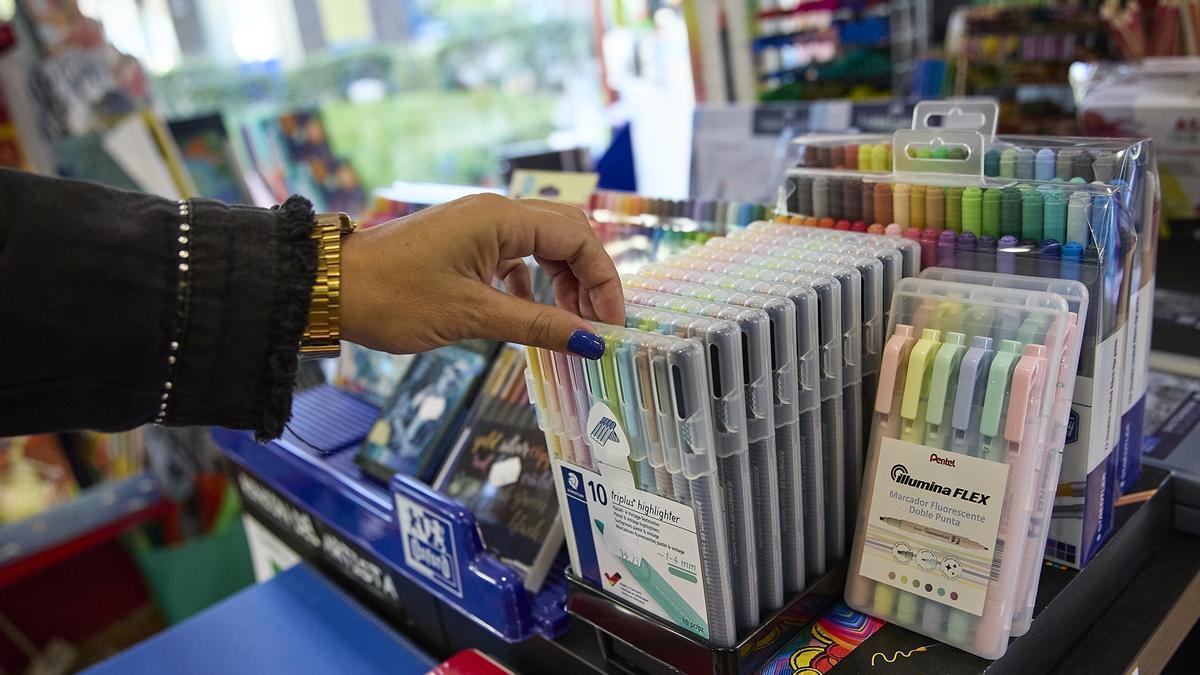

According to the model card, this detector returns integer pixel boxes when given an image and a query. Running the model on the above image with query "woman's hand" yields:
[340,193,623,359]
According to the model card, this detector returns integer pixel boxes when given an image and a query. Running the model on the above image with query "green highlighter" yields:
[594,519,709,639]
[979,340,1022,463]
[924,333,968,451]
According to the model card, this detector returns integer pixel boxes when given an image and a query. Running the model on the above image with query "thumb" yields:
[477,287,607,359]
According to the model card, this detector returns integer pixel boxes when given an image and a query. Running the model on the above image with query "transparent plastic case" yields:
[656,256,846,568]
[624,305,761,629]
[845,278,1071,660]
[698,240,865,542]
[625,276,807,594]
[919,268,1088,637]
[527,326,739,646]
[624,289,785,611]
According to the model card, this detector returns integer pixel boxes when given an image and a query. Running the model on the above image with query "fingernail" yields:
[567,329,605,360]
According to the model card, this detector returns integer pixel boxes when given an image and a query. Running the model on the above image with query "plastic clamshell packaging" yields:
[845,277,1074,659]
[918,268,1089,637]
[623,275,809,593]
[623,289,786,612]
[525,325,739,647]
[637,260,832,575]
[623,304,762,629]
[666,250,848,566]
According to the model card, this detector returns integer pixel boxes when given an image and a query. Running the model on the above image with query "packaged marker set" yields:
[846,277,1085,659]
[526,327,739,647]
[778,99,1159,570]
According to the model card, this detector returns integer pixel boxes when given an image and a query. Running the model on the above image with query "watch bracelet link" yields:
[301,212,356,359]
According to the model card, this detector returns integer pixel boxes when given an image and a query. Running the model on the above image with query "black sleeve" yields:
[0,168,317,440]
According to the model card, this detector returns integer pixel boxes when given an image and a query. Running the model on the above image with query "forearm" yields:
[0,169,317,439]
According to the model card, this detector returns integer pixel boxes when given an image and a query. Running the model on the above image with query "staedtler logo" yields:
[929,453,956,467]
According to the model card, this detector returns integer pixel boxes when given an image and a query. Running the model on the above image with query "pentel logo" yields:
[929,453,956,467]
[891,464,991,505]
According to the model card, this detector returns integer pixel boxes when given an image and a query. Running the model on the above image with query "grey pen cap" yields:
[951,336,995,432]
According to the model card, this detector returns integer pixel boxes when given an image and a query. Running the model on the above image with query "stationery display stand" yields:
[212,385,570,648]
[567,567,847,675]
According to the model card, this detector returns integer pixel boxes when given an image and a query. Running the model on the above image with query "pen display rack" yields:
[776,98,1159,571]
[214,385,570,645]
[845,277,1083,659]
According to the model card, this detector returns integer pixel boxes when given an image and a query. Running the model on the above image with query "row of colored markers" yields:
[785,175,1113,272]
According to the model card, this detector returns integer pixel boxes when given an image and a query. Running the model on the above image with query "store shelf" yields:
[0,471,167,587]
[212,384,570,647]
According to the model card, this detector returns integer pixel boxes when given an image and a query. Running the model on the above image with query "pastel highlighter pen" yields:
[926,186,945,231]
[868,223,886,234]
[871,144,889,172]
[975,343,1049,658]
[1062,242,1083,280]
[1043,189,1066,243]
[938,230,958,268]
[1056,149,1078,181]
[978,339,1022,463]
[846,325,916,612]
[977,235,998,273]
[795,176,814,216]
[956,232,978,269]
[981,188,1002,238]
[1072,150,1094,182]
[861,181,876,225]
[874,183,894,225]
[911,184,927,229]
[984,149,1001,177]
[1066,191,1091,245]
[962,187,983,236]
[857,144,872,170]
[999,187,1022,238]
[1035,148,1056,180]
[845,179,862,223]
[1021,189,1044,242]
[885,223,902,236]
[997,235,1019,275]
[894,183,912,227]
[951,336,995,456]
[999,148,1017,178]
[1015,147,1034,180]
[829,178,844,220]
[1040,240,1062,277]
[1093,151,1117,183]
[895,328,942,624]
[813,175,830,218]
[925,332,968,451]
[921,228,941,269]
[945,187,963,233]
[846,144,859,170]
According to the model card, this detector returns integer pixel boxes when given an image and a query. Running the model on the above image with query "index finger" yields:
[494,198,625,326]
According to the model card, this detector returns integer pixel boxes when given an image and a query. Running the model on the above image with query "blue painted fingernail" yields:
[567,329,605,360]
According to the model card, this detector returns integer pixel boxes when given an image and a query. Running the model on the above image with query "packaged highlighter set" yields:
[919,268,1089,637]
[633,259,837,573]
[780,114,1157,569]
[845,277,1083,659]
[525,326,739,647]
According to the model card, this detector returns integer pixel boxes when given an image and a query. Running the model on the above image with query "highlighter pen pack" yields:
[527,325,738,647]
[623,275,810,593]
[622,303,761,629]
[700,237,867,536]
[780,121,1155,570]
[919,267,1089,637]
[845,277,1078,660]
[623,288,787,612]
[636,260,835,573]
[676,243,854,559]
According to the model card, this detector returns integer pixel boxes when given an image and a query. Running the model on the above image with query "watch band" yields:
[301,212,357,359]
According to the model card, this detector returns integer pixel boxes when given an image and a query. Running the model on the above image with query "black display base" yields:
[567,566,848,675]
[830,465,1176,673]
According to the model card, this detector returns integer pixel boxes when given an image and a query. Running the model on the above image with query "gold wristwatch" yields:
[300,212,357,360]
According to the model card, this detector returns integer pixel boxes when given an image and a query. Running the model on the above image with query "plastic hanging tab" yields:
[910,99,1000,142]
[892,130,987,183]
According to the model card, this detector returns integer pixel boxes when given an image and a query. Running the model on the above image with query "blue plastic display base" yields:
[212,384,569,644]
[83,563,435,675]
